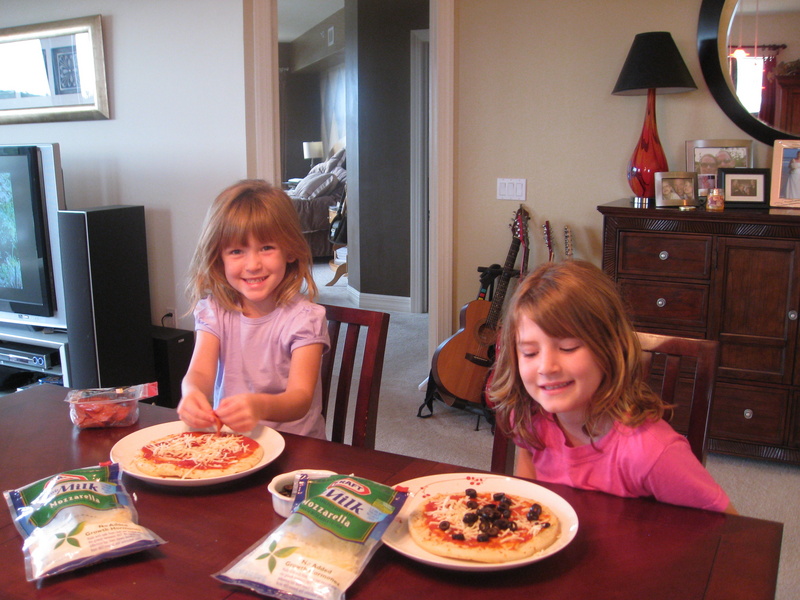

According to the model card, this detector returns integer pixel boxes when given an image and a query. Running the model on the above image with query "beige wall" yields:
[2,1,248,330]
[451,0,769,312]
[1,0,773,333]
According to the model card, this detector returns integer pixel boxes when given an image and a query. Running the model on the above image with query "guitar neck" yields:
[565,226,574,260]
[485,237,520,328]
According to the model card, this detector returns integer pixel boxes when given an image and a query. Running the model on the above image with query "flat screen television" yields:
[0,143,67,330]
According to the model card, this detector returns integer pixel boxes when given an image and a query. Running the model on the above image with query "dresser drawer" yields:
[618,279,709,329]
[618,233,713,279]
[710,381,788,445]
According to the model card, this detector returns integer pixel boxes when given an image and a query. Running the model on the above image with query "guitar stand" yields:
[417,371,495,432]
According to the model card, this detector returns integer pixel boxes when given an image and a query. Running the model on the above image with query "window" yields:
[735,56,765,115]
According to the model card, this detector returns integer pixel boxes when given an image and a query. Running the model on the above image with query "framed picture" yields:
[0,15,109,124]
[770,140,800,207]
[685,139,753,195]
[717,168,770,208]
[655,172,699,207]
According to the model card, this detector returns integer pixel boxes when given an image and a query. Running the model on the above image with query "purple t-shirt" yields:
[515,413,730,512]
[194,294,329,439]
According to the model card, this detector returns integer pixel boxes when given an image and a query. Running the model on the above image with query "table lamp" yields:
[613,32,696,203]
[302,141,324,169]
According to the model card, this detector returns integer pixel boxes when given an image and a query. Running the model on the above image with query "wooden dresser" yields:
[598,200,800,464]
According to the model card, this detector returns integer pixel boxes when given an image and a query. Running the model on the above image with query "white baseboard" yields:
[346,285,413,313]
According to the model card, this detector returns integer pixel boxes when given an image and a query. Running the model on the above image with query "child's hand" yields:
[177,390,217,429]
[214,394,259,433]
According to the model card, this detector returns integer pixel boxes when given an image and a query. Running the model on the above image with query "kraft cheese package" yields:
[215,473,408,600]
[3,463,165,581]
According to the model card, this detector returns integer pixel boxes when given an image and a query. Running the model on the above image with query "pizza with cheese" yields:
[132,431,263,479]
[408,488,560,563]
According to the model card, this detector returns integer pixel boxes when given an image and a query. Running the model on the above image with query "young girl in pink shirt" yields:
[177,180,329,438]
[489,260,736,513]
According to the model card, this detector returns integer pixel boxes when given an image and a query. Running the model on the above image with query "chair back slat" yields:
[640,350,654,378]
[658,354,681,404]
[320,304,390,449]
[490,332,719,473]
[321,320,341,420]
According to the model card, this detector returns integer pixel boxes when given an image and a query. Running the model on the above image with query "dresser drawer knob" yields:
[743,409,754,419]
[656,298,666,308]
[789,311,798,321]
[658,251,669,260]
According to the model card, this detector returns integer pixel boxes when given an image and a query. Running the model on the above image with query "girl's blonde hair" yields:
[488,260,663,448]
[186,180,318,313]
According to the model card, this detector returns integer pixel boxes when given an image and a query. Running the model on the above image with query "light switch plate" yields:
[497,178,526,201]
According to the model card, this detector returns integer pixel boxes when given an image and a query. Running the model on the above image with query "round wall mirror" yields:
[698,0,800,145]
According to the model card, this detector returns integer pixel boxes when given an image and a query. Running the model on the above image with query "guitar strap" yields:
[476,264,503,301]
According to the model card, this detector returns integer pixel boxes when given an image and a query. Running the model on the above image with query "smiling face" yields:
[221,234,290,317]
[699,154,718,174]
[515,314,603,422]
[716,150,735,168]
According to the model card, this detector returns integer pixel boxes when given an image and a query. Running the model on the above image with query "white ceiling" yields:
[278,0,344,42]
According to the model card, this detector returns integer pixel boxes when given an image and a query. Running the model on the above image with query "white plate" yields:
[110,421,285,487]
[382,473,579,572]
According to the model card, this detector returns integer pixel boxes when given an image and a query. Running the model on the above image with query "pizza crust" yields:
[133,432,263,479]
[408,491,560,563]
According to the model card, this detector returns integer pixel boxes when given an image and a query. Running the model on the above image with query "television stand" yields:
[0,324,68,385]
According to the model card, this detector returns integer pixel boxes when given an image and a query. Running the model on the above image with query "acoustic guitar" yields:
[431,206,530,406]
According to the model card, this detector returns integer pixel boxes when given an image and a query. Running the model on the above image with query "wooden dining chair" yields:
[320,304,390,449]
[490,332,720,474]
[635,332,719,465]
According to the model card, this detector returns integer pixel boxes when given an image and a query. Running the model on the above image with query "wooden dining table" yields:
[0,384,783,600]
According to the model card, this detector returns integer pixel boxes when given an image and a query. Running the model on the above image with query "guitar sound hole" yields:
[476,324,496,345]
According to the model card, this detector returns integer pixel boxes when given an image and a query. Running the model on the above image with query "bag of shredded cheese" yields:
[3,463,165,581]
[215,473,408,600]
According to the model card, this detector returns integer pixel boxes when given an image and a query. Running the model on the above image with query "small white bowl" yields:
[268,469,337,518]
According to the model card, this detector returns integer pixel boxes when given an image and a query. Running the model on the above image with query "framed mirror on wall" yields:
[698,0,800,146]
[0,15,109,125]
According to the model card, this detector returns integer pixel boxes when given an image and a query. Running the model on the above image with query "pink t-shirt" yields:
[515,413,730,512]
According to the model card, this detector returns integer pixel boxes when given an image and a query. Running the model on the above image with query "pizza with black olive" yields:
[132,431,263,479]
[408,489,560,563]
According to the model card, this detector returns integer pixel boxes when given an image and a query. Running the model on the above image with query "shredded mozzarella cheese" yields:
[144,433,254,472]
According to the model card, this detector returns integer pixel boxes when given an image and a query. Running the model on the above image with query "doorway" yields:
[247,0,455,356]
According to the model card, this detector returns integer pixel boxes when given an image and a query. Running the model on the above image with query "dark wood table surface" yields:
[0,385,783,600]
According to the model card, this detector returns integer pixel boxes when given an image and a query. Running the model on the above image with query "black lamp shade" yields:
[613,32,697,96]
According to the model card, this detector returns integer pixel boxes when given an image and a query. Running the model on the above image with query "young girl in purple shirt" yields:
[489,260,736,513]
[177,180,329,438]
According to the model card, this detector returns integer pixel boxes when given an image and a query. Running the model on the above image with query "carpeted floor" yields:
[312,259,798,600]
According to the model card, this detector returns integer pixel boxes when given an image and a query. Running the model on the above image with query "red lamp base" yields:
[627,88,668,200]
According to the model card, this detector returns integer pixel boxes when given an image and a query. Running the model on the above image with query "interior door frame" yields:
[245,0,455,358]
[410,28,429,314]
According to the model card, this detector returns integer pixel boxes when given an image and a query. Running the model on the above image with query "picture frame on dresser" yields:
[717,168,770,208]
[654,171,698,207]
[770,140,800,207]
[685,139,753,196]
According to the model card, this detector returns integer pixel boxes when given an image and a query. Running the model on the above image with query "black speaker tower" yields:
[59,206,155,388]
